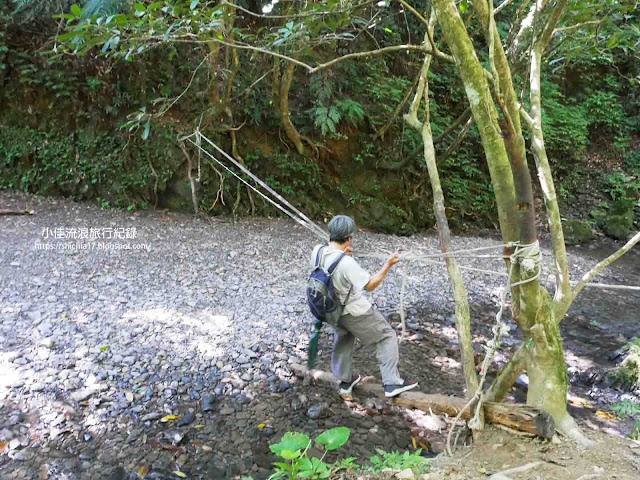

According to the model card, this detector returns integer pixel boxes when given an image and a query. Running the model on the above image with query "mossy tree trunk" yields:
[404,15,479,401]
[432,0,592,443]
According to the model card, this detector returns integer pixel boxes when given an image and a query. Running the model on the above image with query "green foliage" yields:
[0,125,175,210]
[268,428,354,480]
[611,398,640,440]
[366,449,430,475]
[540,80,589,160]
[312,105,341,136]
[611,400,640,418]
[334,99,365,126]
[440,147,495,222]
[601,170,640,202]
[610,338,640,391]
[624,149,640,177]
[311,99,364,136]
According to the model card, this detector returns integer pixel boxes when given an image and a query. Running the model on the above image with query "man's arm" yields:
[365,253,400,291]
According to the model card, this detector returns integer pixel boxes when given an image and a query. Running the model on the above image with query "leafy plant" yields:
[611,400,640,418]
[367,449,430,475]
[335,99,365,126]
[601,170,640,202]
[269,427,353,480]
[312,106,341,136]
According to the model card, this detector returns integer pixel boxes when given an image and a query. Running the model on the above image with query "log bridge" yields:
[290,364,555,439]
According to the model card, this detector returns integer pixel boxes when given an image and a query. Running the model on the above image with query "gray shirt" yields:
[310,245,372,317]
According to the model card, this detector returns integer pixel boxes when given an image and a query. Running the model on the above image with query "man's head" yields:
[328,215,356,245]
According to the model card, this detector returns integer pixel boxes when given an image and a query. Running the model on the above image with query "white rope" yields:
[195,130,329,241]
[399,266,408,342]
[186,136,329,242]
[182,131,639,292]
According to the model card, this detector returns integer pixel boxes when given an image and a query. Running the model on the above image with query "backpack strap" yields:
[327,252,347,275]
[314,246,325,268]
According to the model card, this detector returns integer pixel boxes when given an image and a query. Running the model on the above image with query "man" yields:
[310,215,418,398]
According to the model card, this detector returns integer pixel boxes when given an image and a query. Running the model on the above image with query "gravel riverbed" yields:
[1,191,638,479]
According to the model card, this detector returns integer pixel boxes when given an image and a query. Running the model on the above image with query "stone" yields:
[201,393,217,413]
[177,411,195,427]
[306,403,329,419]
[605,213,633,240]
[70,388,96,402]
[395,468,415,479]
[563,219,594,245]
[141,412,162,422]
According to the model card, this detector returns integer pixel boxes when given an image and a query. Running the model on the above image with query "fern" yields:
[309,73,334,104]
[335,99,365,125]
[313,106,341,136]
[83,0,128,16]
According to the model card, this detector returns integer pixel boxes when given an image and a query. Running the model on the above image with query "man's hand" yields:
[366,252,400,291]
[385,252,400,267]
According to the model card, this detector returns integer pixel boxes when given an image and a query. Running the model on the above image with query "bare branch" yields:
[130,35,316,70]
[230,68,274,100]
[538,0,568,53]
[157,50,214,118]
[398,0,455,63]
[494,0,517,15]
[309,44,441,73]
[375,73,421,139]
[518,104,535,127]
[572,231,640,299]
[553,20,602,34]
[440,116,473,161]
[220,0,374,19]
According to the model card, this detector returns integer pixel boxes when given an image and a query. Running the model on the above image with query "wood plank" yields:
[290,363,555,439]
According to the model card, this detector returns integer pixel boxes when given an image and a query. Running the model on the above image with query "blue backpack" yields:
[307,246,348,327]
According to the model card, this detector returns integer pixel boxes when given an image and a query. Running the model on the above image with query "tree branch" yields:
[485,344,527,402]
[375,73,421,139]
[494,0,517,15]
[157,50,214,118]
[553,20,602,34]
[572,231,640,300]
[131,35,316,71]
[398,0,455,63]
[220,0,374,19]
[309,44,447,73]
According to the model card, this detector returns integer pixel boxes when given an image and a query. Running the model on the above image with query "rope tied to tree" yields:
[446,241,542,454]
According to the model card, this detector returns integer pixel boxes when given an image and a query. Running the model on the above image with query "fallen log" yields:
[290,363,555,439]
[0,210,35,216]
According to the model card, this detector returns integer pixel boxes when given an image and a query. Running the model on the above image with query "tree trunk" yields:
[279,62,305,155]
[521,45,571,308]
[404,18,479,399]
[432,0,519,245]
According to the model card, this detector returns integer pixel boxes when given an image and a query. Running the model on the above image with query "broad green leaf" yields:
[269,432,311,457]
[279,448,301,460]
[190,0,200,9]
[134,3,146,12]
[70,4,82,17]
[315,427,350,451]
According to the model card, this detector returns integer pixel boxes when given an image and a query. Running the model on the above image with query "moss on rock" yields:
[604,212,633,240]
[563,219,594,245]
